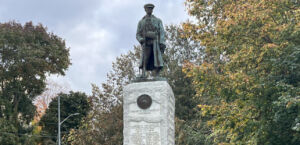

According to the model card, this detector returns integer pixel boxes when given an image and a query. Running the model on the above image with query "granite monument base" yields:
[123,81,175,145]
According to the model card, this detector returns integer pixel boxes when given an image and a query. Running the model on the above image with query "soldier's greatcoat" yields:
[136,15,165,71]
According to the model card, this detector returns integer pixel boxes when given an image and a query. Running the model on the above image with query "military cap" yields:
[144,3,155,8]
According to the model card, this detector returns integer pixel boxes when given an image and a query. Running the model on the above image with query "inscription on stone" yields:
[124,81,175,145]
[129,122,161,145]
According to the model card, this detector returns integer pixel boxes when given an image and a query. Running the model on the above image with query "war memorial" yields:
[123,3,175,145]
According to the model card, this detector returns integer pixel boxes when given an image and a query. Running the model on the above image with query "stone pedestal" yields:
[123,81,175,145]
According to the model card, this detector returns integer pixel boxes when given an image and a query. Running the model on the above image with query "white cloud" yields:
[1,0,189,94]
[52,21,117,93]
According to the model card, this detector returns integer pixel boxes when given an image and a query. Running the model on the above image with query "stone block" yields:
[123,81,175,145]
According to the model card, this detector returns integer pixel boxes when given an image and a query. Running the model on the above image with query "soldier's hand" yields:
[140,39,145,45]
[160,43,166,49]
[160,43,166,53]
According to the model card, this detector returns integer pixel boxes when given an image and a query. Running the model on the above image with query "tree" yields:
[30,80,70,144]
[39,91,90,144]
[34,79,70,122]
[183,0,300,144]
[162,25,203,121]
[0,21,70,144]
[66,85,123,145]
[161,25,210,144]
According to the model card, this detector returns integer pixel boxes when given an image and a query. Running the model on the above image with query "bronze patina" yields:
[136,3,166,79]
[137,94,152,109]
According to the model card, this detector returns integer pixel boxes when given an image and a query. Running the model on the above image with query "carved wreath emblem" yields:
[137,94,152,109]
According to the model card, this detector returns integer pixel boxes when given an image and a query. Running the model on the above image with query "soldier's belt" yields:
[146,41,153,45]
[145,31,157,39]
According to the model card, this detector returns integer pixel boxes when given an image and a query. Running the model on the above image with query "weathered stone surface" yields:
[123,81,175,145]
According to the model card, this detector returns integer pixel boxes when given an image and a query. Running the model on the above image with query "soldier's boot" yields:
[154,68,160,78]
[142,66,146,78]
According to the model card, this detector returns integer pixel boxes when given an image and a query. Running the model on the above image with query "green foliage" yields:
[184,0,300,144]
[66,85,123,145]
[162,25,203,121]
[39,91,90,143]
[0,21,70,144]
[0,118,18,145]
[161,25,213,144]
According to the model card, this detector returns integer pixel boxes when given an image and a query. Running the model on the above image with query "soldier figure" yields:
[136,3,166,78]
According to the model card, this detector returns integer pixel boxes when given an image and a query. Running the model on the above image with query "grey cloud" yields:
[0,0,100,25]
[1,0,189,94]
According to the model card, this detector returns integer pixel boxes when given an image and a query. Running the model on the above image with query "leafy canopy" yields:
[183,0,300,144]
[0,21,71,145]
[39,91,90,143]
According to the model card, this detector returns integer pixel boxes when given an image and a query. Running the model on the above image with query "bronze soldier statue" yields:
[136,3,166,78]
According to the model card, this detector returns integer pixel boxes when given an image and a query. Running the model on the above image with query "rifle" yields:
[141,22,146,78]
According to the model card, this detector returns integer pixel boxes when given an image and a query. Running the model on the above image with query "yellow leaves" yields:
[263,43,279,49]
[235,89,241,95]
[197,104,211,109]
[229,73,235,80]
[200,61,213,71]
[182,61,195,78]
[32,125,42,135]
[296,22,300,28]
[207,120,215,127]
[183,61,215,78]
[182,23,193,33]
[286,101,293,108]
[276,23,289,31]
[183,0,300,144]
[198,104,212,116]
[199,100,260,143]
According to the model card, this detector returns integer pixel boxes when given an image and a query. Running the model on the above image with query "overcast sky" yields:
[0,0,189,94]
